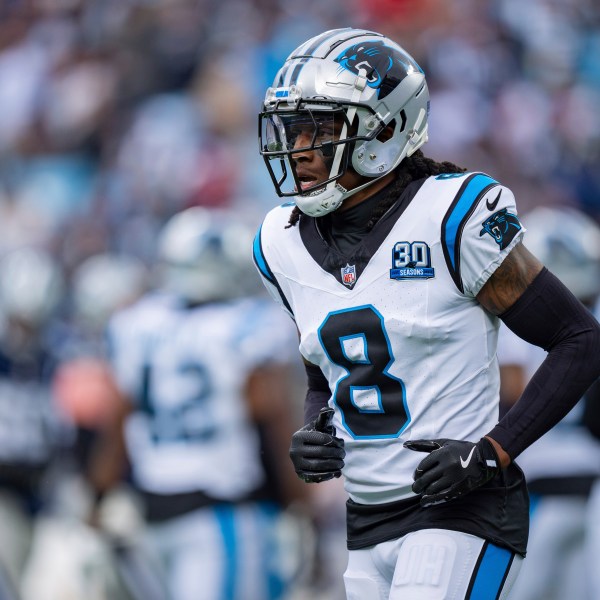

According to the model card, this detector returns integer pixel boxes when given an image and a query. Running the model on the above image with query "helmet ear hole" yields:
[398,111,407,133]
[376,120,396,143]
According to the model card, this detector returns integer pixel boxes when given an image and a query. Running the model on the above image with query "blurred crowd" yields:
[0,0,598,285]
[0,0,598,599]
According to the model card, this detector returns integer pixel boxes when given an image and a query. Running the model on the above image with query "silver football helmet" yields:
[259,27,429,217]
[73,253,149,327]
[523,206,600,302]
[157,207,255,303]
[0,247,64,325]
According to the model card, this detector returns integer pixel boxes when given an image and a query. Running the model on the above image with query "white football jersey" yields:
[108,292,297,498]
[254,172,526,505]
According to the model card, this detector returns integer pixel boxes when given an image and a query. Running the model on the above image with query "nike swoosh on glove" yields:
[289,407,345,483]
[403,438,500,507]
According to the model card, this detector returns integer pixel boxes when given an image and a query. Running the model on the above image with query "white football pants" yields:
[343,528,523,600]
[146,502,285,600]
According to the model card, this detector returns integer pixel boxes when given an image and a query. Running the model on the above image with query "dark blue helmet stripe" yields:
[285,28,356,87]
[275,67,286,87]
[293,28,352,58]
[282,29,385,88]
[441,173,499,292]
[288,58,308,86]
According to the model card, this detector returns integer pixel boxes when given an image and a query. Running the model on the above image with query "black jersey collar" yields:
[299,177,427,288]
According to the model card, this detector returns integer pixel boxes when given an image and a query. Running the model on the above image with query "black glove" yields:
[289,407,345,483]
[403,437,500,507]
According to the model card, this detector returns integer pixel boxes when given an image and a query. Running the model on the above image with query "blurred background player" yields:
[497,206,600,600]
[69,253,150,355]
[87,206,308,600]
[0,247,72,597]
[14,252,152,600]
[582,343,600,600]
[52,252,151,488]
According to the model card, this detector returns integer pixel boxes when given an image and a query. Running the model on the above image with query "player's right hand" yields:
[289,407,345,483]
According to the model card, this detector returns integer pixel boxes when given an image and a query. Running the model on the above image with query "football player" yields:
[253,27,600,599]
[88,207,306,600]
[0,247,70,596]
[496,206,600,600]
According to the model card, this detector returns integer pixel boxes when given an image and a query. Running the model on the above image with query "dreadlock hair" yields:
[285,150,467,229]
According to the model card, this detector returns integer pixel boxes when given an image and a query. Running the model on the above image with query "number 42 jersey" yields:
[254,172,526,506]
[107,293,298,500]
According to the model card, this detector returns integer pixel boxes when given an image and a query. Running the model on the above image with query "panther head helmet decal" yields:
[334,40,414,99]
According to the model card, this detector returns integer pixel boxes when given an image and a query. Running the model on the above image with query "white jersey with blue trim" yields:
[254,172,525,505]
[108,292,297,498]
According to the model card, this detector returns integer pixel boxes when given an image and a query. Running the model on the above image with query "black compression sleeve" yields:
[487,268,600,458]
[304,362,330,425]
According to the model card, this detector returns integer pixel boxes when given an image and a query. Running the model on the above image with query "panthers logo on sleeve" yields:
[334,41,415,99]
[479,208,522,250]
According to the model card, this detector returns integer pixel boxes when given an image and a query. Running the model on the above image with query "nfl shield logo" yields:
[341,264,356,287]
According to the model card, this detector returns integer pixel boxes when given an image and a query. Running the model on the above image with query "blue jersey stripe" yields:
[444,173,497,271]
[259,503,285,599]
[253,225,275,284]
[252,223,294,317]
[214,505,237,600]
[441,173,498,292]
[468,543,513,600]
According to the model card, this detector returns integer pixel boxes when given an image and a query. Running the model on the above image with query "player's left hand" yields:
[403,438,500,507]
